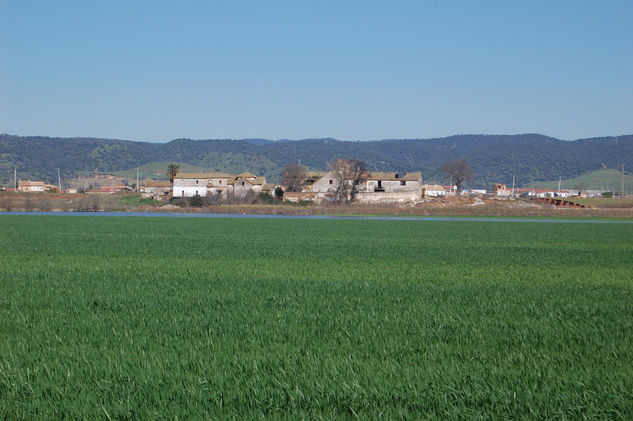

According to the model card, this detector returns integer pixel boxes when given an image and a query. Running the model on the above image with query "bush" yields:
[203,192,222,206]
[189,194,204,207]
[259,192,276,204]
[169,197,188,207]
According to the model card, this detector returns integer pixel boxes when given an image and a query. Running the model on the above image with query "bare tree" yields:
[166,163,180,183]
[280,163,306,192]
[440,158,473,195]
[329,158,369,203]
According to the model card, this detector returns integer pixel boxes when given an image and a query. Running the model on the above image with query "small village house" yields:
[423,184,446,197]
[231,172,267,198]
[18,180,46,193]
[143,180,172,199]
[295,171,424,203]
[173,172,267,199]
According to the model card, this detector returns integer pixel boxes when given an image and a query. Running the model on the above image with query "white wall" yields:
[173,178,208,197]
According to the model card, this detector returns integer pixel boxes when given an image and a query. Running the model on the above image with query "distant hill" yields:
[529,169,633,192]
[1,133,632,188]
[239,138,276,145]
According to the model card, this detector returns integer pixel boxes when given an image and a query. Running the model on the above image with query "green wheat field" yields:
[1,215,632,419]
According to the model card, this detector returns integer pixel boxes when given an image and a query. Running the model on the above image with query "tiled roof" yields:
[237,171,257,179]
[18,180,45,186]
[174,172,233,179]
[401,172,422,181]
[368,172,399,181]
[231,176,266,186]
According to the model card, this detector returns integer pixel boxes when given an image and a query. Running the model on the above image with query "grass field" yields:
[1,215,632,418]
[564,197,633,209]
[527,168,633,192]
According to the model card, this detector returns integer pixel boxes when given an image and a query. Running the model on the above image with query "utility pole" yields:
[57,168,62,192]
[511,175,515,198]
[558,176,561,193]
[622,165,625,199]
[14,168,17,191]
[136,168,139,192]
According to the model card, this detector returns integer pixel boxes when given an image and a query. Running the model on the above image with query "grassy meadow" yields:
[1,215,632,418]
[532,168,633,192]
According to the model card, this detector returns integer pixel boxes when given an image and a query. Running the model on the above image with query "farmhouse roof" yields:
[18,180,45,187]
[230,176,266,186]
[401,172,422,181]
[174,172,233,179]
[368,172,400,181]
[236,171,257,179]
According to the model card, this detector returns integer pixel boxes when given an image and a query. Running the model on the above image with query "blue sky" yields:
[1,0,632,142]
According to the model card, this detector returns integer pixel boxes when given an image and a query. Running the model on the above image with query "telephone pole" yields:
[57,168,62,192]
[622,165,625,199]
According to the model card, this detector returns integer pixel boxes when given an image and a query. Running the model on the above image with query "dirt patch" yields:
[2,193,632,218]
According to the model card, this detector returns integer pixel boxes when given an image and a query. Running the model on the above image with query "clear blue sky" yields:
[1,0,632,142]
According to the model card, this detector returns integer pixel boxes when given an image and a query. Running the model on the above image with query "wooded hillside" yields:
[1,133,632,188]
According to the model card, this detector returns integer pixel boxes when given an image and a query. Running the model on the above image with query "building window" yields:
[195,190,198,195]
[400,180,406,186]
[219,180,222,184]
[329,180,333,184]
[242,182,245,186]
[196,180,199,184]
[181,190,184,196]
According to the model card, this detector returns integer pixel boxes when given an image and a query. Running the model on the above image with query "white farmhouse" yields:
[173,172,267,199]
[172,172,232,198]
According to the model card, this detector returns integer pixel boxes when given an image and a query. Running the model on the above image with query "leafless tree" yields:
[280,163,306,192]
[440,158,473,195]
[329,158,369,203]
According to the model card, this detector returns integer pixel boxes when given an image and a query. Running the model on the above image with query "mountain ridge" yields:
[1,133,632,188]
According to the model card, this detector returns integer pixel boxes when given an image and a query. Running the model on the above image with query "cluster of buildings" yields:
[8,169,611,203]
[153,172,271,200]
[491,183,602,198]
[283,171,427,203]
[162,170,450,204]
[1,169,461,204]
